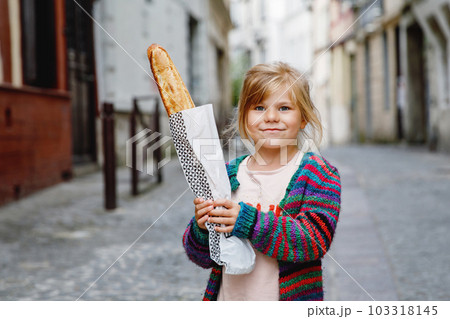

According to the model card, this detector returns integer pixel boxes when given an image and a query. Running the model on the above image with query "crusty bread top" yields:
[147,44,195,116]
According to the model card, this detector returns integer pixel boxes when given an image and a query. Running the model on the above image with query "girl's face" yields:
[246,84,307,150]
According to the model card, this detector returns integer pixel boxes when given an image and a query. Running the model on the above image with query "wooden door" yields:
[65,0,97,164]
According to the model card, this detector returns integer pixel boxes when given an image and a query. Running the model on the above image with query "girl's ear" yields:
[300,119,307,130]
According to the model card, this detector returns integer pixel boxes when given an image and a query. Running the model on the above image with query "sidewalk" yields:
[322,148,398,301]
[0,144,449,300]
[0,159,209,300]
[322,144,450,301]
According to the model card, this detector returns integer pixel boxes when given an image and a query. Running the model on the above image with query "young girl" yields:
[182,62,341,301]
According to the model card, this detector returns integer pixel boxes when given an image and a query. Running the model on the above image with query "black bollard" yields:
[154,99,163,184]
[102,102,117,210]
[130,98,138,196]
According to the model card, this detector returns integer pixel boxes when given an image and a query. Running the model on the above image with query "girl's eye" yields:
[279,106,290,111]
[254,106,265,111]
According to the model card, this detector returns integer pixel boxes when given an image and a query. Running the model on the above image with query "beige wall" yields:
[354,25,400,142]
[384,26,400,139]
[370,32,386,141]
[370,32,394,141]
[8,0,22,86]
[356,40,366,140]
[384,0,406,18]
[330,45,352,144]
[311,0,331,148]
[319,0,450,152]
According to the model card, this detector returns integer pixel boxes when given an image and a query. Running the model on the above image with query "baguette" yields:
[147,44,195,116]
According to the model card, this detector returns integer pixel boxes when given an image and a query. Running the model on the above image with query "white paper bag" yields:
[169,104,255,274]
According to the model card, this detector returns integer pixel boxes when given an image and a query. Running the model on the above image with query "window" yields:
[21,0,57,88]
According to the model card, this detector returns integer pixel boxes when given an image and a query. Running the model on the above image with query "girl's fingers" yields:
[193,197,203,204]
[198,214,209,224]
[208,208,238,217]
[196,200,213,211]
[208,209,228,217]
[194,197,212,205]
[197,198,238,210]
[197,205,214,217]
[208,217,234,225]
[213,198,231,208]
[214,225,234,233]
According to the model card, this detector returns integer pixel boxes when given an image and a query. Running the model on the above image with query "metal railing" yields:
[129,95,163,196]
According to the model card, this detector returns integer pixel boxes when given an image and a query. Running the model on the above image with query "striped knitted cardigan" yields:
[182,151,341,301]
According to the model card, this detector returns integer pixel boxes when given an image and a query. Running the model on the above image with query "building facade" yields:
[229,0,313,104]
[0,0,91,206]
[0,0,232,206]
[312,0,450,153]
[93,0,233,165]
[353,0,405,144]
[408,0,450,151]
[311,0,333,148]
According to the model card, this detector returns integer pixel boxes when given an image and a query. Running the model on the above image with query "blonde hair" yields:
[224,62,323,147]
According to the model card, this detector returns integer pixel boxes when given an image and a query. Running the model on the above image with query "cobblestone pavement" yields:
[322,144,450,301]
[0,159,208,301]
[0,144,449,300]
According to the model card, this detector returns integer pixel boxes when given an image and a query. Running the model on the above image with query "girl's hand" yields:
[194,197,214,230]
[208,199,240,233]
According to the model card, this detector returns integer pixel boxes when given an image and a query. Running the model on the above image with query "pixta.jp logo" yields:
[126,129,172,176]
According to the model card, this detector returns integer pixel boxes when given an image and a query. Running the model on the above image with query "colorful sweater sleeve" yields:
[182,217,215,269]
[230,155,341,263]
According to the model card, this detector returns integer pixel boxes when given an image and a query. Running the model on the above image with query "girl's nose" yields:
[264,106,279,122]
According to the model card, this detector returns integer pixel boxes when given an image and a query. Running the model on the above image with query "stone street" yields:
[0,144,449,300]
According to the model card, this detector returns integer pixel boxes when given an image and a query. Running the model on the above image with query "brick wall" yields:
[0,84,72,205]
